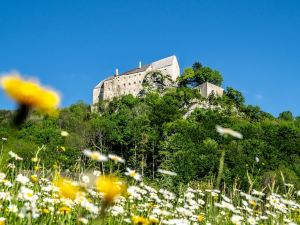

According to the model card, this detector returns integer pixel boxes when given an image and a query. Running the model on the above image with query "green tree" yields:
[192,62,202,71]
[225,87,245,108]
[178,64,223,87]
[178,68,195,87]
[278,111,294,121]
[194,66,223,86]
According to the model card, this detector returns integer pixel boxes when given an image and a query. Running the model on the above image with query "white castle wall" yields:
[197,82,224,98]
[93,56,180,105]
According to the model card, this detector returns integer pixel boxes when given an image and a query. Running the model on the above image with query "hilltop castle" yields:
[93,55,224,106]
[93,55,180,105]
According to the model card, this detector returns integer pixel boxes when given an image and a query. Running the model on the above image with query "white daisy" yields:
[108,154,125,163]
[125,168,141,181]
[157,169,177,176]
[61,131,69,137]
[216,125,243,139]
[83,149,108,162]
[8,151,23,161]
[16,174,29,185]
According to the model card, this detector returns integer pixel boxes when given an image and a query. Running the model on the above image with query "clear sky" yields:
[0,0,299,116]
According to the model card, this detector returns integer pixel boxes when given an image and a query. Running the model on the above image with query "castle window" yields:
[134,81,136,84]
[139,81,141,83]
[129,83,131,85]
[124,83,126,86]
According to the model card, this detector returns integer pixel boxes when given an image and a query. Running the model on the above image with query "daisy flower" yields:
[108,154,125,163]
[83,149,108,162]
[157,169,177,176]
[8,151,23,161]
[216,125,243,139]
[61,131,69,137]
[125,168,141,181]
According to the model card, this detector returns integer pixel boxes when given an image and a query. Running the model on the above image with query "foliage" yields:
[278,110,294,121]
[225,87,245,108]
[178,62,223,87]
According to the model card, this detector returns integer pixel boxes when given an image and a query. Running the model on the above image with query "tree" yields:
[178,68,195,87]
[179,64,223,87]
[225,87,245,108]
[192,62,202,71]
[278,111,294,121]
[194,67,223,86]
[242,105,263,121]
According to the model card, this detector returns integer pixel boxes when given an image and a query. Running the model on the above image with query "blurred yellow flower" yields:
[95,175,126,204]
[31,157,38,163]
[42,208,50,214]
[58,206,71,214]
[132,215,149,225]
[0,217,5,225]
[197,215,204,222]
[250,200,257,207]
[149,217,159,224]
[54,177,82,200]
[31,174,38,183]
[34,166,40,171]
[57,146,66,152]
[0,74,60,113]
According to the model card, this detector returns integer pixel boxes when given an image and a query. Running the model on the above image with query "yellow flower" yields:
[0,74,60,112]
[250,200,257,207]
[58,206,71,214]
[0,217,6,225]
[95,175,126,204]
[131,215,149,225]
[197,215,204,222]
[57,146,66,152]
[42,208,50,214]
[31,157,38,163]
[31,175,38,183]
[54,177,82,200]
[148,217,159,224]
[53,163,59,169]
[34,166,40,171]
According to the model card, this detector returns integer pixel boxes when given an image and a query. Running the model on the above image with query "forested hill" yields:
[1,63,300,191]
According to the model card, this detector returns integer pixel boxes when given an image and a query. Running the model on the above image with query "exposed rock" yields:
[139,71,177,95]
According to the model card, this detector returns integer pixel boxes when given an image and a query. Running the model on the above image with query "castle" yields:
[93,55,224,106]
[93,55,180,105]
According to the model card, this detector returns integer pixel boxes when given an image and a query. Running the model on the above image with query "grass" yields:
[0,140,299,225]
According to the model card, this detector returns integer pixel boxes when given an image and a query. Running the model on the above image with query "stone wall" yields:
[101,71,147,100]
[197,82,224,98]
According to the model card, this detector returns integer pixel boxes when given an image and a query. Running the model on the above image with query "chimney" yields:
[115,68,119,76]
[139,61,142,69]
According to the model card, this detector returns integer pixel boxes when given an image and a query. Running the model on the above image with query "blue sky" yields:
[0,0,299,116]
